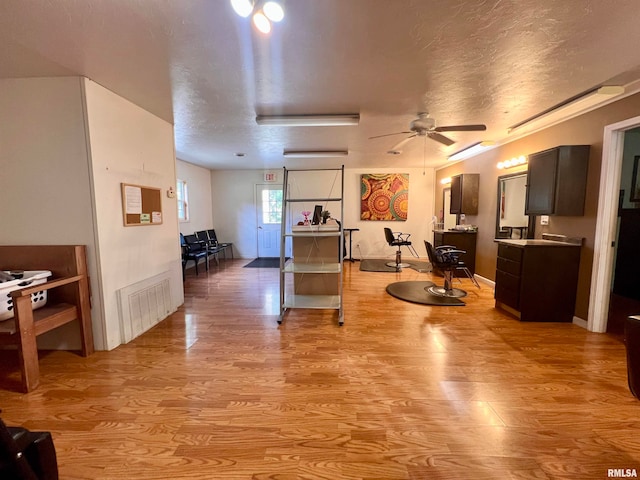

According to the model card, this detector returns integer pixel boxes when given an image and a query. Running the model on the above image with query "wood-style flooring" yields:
[0,259,638,479]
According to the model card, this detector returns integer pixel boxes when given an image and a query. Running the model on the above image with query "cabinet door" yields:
[450,174,479,215]
[525,148,558,215]
[450,175,462,214]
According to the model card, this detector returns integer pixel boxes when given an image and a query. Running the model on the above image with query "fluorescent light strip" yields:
[508,86,625,135]
[448,141,495,161]
[283,150,349,158]
[256,114,360,127]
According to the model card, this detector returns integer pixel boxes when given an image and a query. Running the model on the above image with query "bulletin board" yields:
[121,183,163,226]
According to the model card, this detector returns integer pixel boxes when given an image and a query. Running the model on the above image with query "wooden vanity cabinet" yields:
[495,240,581,322]
[525,145,589,216]
[450,174,479,215]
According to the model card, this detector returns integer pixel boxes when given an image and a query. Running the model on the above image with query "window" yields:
[261,188,282,224]
[176,179,189,221]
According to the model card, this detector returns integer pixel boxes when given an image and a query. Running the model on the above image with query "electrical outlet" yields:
[540,215,549,225]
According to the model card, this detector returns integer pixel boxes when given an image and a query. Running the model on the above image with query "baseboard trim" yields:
[475,274,495,288]
[573,316,588,329]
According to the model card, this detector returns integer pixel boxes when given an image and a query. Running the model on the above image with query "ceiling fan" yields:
[369,112,487,152]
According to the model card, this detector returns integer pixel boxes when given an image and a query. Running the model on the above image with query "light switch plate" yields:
[540,215,549,225]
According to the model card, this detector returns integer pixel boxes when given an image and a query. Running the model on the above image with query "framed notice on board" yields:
[121,183,163,226]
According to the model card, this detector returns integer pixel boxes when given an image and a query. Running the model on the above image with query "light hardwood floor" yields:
[1,259,638,479]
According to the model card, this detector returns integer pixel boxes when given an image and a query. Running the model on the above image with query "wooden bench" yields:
[0,245,94,392]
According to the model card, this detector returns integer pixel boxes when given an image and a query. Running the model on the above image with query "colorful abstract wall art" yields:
[361,173,409,221]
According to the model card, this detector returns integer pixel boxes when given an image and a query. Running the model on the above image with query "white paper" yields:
[152,211,162,223]
[125,185,142,214]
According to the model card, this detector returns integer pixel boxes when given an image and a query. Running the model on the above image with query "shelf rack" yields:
[279,166,344,325]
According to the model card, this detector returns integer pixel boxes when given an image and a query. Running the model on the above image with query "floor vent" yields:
[117,271,173,343]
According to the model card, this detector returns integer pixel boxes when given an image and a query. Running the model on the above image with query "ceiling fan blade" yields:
[428,132,455,146]
[369,131,412,140]
[434,124,487,132]
[390,134,418,151]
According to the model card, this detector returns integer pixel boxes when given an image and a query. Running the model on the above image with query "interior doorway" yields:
[590,117,640,333]
[255,184,284,258]
[606,128,640,336]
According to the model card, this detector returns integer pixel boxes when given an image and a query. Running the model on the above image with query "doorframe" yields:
[589,114,640,332]
[254,183,286,258]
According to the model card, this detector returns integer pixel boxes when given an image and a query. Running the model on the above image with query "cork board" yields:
[121,183,163,226]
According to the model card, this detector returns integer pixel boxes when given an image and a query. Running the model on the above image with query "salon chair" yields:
[384,227,418,270]
[626,315,640,400]
[424,241,467,297]
[0,416,58,479]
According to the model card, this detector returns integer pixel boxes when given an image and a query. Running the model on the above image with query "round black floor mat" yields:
[386,281,466,306]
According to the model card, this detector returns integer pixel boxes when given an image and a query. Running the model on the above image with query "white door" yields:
[256,184,283,258]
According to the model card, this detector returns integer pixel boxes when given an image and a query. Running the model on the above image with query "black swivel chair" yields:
[0,416,59,480]
[424,240,467,297]
[384,227,418,270]
[626,315,640,400]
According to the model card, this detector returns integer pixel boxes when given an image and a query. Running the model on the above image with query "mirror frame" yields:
[496,172,535,239]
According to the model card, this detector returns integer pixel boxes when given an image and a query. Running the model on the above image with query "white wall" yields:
[176,159,213,235]
[0,77,104,349]
[211,167,435,260]
[83,78,183,350]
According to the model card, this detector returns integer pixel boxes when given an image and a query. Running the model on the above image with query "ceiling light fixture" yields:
[256,114,360,127]
[231,0,284,34]
[497,155,527,169]
[448,141,495,161]
[283,150,349,158]
[508,85,625,136]
[231,0,253,17]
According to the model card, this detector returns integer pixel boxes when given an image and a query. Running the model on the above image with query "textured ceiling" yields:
[2,0,640,170]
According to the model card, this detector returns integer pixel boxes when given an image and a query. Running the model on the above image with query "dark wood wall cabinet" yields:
[525,145,590,216]
[450,173,479,215]
[495,239,581,322]
[434,230,477,275]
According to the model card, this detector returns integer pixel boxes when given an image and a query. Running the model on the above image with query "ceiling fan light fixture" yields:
[283,150,349,158]
[256,114,360,127]
[263,1,284,22]
[252,11,271,34]
[231,0,254,17]
[448,141,495,161]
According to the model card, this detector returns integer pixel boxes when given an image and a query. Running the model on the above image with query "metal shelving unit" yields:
[279,166,344,325]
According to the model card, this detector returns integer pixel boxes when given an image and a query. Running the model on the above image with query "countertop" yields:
[434,229,477,234]
[495,239,580,248]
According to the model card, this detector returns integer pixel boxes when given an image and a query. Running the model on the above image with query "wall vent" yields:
[117,271,174,343]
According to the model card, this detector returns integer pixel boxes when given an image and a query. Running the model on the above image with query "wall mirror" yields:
[496,172,535,239]
[442,188,457,230]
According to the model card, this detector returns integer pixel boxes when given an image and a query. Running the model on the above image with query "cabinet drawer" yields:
[498,244,523,262]
[495,270,521,310]
[497,257,522,276]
